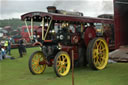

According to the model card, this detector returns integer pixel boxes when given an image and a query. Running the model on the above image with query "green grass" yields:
[0,47,128,85]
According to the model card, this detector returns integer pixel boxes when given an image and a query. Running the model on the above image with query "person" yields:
[4,40,8,50]
[0,42,1,51]
[18,38,27,57]
[0,46,15,60]
[6,37,12,55]
[0,42,2,60]
[22,38,27,54]
[33,30,38,42]
[1,46,6,60]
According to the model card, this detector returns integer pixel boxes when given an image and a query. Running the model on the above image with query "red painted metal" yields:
[44,40,53,42]
[84,26,96,46]
[61,45,78,60]
[114,0,128,48]
[32,42,43,46]
[21,12,113,24]
[71,34,81,44]
[39,60,53,67]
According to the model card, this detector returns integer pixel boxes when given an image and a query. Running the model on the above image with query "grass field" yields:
[0,47,128,85]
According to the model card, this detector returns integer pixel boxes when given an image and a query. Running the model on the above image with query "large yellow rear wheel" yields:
[54,51,71,77]
[87,37,109,70]
[29,51,46,74]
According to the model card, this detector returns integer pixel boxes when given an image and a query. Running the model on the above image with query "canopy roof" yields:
[21,11,113,24]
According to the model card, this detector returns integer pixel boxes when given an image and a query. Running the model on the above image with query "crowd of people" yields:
[0,37,27,60]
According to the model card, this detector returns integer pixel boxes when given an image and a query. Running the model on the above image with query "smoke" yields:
[102,0,114,14]
[0,0,114,19]
[53,0,114,17]
[1,0,55,19]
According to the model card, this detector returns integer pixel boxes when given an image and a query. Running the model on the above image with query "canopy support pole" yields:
[24,19,31,39]
[42,18,44,40]
[31,18,33,40]
[81,24,83,32]
[44,19,52,40]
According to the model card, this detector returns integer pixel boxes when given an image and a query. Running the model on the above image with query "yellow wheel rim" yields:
[31,52,46,74]
[92,38,109,70]
[56,52,71,76]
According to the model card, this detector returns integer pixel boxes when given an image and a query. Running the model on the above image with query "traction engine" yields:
[21,6,113,77]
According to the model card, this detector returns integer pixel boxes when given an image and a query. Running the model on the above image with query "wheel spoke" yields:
[32,60,39,64]
[95,41,98,48]
[58,66,62,72]
[38,55,42,60]
[64,62,68,65]
[58,57,61,61]
[93,55,97,59]
[33,65,38,70]
[39,65,42,70]
[94,58,98,66]
[57,65,61,69]
[35,67,39,71]
[98,44,102,51]
[93,49,98,56]
[62,65,66,69]
[61,65,66,73]
[99,42,105,52]
[32,59,37,62]
[98,41,102,47]
[96,60,101,66]
[62,55,66,61]
[57,61,61,64]
[101,56,105,60]
[32,63,37,67]
[93,54,101,66]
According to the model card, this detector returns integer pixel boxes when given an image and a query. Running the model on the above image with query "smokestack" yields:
[47,6,56,13]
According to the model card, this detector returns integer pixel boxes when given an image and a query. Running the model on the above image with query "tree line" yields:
[0,18,40,30]
[0,18,25,30]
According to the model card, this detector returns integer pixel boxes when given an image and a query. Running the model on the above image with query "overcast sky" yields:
[0,0,113,20]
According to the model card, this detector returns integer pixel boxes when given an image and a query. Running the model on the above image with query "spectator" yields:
[33,30,38,42]
[6,37,12,55]
[0,46,15,60]
[0,42,1,51]
[18,38,27,58]
[37,35,42,42]
[4,40,8,51]
[22,38,27,54]
[1,47,6,60]
[0,42,2,60]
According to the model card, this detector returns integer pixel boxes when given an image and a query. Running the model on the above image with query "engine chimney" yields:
[47,6,56,13]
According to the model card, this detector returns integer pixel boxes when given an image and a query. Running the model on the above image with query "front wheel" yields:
[54,51,71,77]
[87,37,109,70]
[29,51,46,75]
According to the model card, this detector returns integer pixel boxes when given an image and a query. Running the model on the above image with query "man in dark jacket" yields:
[18,38,27,57]
[6,37,12,55]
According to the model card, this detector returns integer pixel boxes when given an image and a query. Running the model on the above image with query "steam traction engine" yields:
[21,6,113,77]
